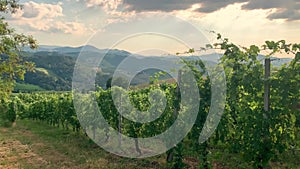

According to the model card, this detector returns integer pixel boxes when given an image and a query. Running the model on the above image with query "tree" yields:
[0,0,37,126]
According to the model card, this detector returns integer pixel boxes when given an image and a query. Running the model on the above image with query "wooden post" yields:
[167,69,182,162]
[264,58,271,111]
[174,69,182,116]
[118,96,122,148]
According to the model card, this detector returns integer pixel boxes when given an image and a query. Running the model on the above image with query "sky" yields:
[3,0,300,57]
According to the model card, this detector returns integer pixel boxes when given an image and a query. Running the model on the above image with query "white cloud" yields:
[85,0,123,11]
[170,3,300,49]
[8,1,88,35]
[11,1,63,19]
[53,21,88,34]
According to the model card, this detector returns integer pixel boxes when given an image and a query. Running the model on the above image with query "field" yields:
[0,120,299,169]
[1,34,300,169]
[0,120,167,169]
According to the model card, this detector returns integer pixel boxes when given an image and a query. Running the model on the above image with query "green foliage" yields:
[14,82,45,92]
[0,17,36,98]
[1,29,299,168]
[0,0,21,13]
[149,71,167,84]
[0,0,37,126]
[212,34,299,168]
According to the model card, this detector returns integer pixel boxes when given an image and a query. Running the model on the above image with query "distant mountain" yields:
[23,45,103,53]
[192,53,292,67]
[22,45,60,52]
[52,45,102,54]
[24,45,132,55]
[15,45,294,92]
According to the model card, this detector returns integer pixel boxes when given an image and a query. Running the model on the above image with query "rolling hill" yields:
[15,45,293,92]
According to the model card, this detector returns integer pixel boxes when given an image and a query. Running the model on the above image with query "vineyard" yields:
[1,38,300,169]
[1,0,300,168]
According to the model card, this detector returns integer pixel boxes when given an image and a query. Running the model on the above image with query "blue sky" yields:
[5,0,300,57]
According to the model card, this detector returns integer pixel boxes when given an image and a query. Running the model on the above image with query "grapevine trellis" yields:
[5,37,300,168]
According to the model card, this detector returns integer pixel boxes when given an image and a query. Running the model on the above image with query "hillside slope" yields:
[16,46,293,92]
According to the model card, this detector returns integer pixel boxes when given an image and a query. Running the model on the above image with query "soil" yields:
[0,139,48,169]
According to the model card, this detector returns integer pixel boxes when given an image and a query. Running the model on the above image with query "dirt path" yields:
[0,121,167,169]
[0,129,48,168]
[0,127,78,169]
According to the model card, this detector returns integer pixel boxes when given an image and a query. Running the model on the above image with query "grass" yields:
[0,119,299,168]
[14,83,45,92]
[0,120,167,169]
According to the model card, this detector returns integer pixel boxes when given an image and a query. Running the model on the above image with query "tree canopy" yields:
[0,0,37,126]
[0,0,37,99]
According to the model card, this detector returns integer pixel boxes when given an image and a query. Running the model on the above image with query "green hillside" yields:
[17,46,292,92]
[14,83,45,92]
[17,49,165,91]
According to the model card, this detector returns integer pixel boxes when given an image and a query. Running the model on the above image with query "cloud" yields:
[242,0,296,10]
[123,0,199,12]
[115,0,249,13]
[195,0,247,13]
[268,9,300,21]
[242,0,300,21]
[49,21,88,34]
[8,1,88,34]
[85,0,123,11]
[11,1,63,19]
[86,0,300,21]
[20,20,88,35]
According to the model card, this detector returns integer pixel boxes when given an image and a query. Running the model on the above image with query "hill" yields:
[15,45,293,92]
